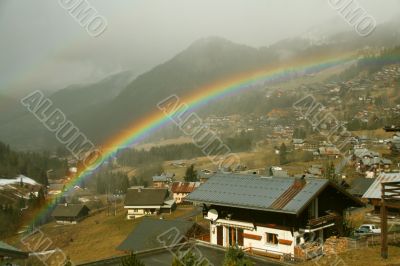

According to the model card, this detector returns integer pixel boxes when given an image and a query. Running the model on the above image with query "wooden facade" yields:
[380,181,400,259]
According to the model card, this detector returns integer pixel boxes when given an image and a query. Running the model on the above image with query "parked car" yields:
[358,224,381,234]
[354,227,372,237]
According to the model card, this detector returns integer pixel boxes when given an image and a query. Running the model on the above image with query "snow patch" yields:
[0,175,39,186]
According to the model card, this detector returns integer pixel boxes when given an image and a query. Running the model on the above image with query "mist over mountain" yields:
[0,71,135,150]
[1,16,400,150]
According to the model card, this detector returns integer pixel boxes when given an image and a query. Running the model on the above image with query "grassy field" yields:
[5,205,196,264]
[350,128,394,140]
[300,245,400,266]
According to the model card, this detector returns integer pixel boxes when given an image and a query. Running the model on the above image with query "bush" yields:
[223,247,254,266]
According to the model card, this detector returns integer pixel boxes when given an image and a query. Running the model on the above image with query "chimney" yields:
[293,176,306,189]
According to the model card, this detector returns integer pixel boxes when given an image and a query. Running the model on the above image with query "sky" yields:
[0,0,399,96]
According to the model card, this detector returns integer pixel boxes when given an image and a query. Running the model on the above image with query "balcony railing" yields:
[307,213,339,228]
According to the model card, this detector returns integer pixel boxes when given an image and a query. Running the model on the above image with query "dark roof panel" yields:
[125,188,168,206]
[51,204,89,218]
[0,241,29,259]
[348,177,374,196]
[117,218,194,251]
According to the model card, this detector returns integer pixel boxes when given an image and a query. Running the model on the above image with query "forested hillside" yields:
[0,141,67,185]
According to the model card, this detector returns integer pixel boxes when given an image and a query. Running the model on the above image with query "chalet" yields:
[302,141,318,152]
[307,165,323,176]
[269,167,289,178]
[51,203,90,224]
[353,148,378,159]
[390,139,400,155]
[292,139,305,150]
[318,147,340,158]
[171,182,200,204]
[352,148,392,174]
[152,175,169,188]
[124,188,175,219]
[363,173,400,214]
[152,173,175,188]
[187,174,362,259]
[359,157,392,174]
[0,241,28,261]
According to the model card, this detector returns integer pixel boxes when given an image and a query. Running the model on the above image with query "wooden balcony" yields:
[307,213,339,228]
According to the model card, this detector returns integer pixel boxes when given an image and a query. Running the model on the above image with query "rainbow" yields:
[29,51,359,226]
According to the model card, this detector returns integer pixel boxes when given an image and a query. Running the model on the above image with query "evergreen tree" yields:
[64,257,73,266]
[18,197,26,209]
[121,175,130,193]
[223,246,254,266]
[324,161,337,183]
[184,164,198,182]
[37,187,46,207]
[279,143,288,165]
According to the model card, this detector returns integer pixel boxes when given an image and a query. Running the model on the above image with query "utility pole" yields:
[381,182,388,259]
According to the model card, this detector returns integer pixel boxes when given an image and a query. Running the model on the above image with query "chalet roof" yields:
[0,241,28,259]
[348,177,374,196]
[51,204,89,218]
[171,182,200,193]
[124,188,168,206]
[362,173,400,199]
[361,157,392,166]
[187,173,361,215]
[354,148,380,158]
[117,218,194,252]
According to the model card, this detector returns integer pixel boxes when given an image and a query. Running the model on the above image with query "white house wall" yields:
[210,223,217,244]
[243,226,294,255]
[209,221,296,256]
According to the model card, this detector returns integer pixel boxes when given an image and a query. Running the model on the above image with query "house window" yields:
[266,233,278,245]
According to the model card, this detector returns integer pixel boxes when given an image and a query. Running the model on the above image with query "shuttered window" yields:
[266,233,278,245]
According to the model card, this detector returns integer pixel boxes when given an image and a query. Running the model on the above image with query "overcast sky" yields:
[0,0,399,96]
